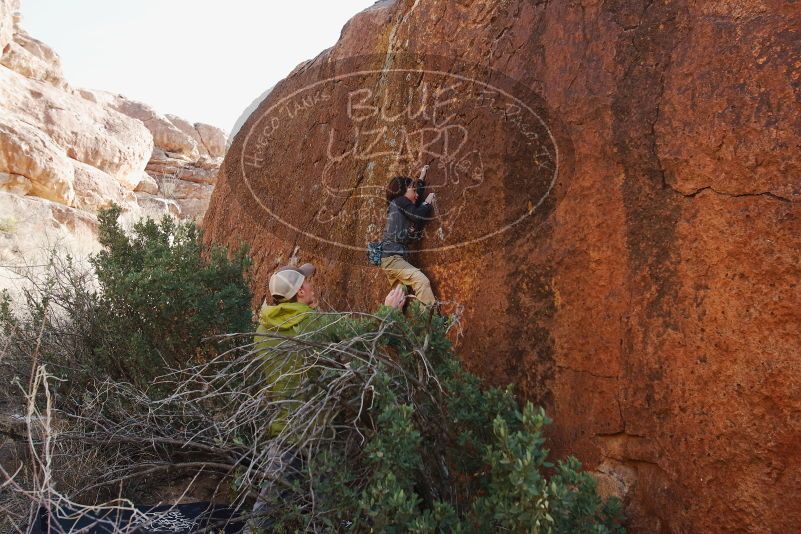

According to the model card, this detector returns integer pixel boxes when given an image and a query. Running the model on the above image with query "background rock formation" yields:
[0,1,226,294]
[204,0,801,531]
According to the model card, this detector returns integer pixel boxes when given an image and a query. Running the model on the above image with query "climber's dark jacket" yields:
[380,196,434,258]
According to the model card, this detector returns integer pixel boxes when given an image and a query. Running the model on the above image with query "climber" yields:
[379,165,437,305]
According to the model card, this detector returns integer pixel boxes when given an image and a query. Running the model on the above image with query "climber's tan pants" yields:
[380,255,436,305]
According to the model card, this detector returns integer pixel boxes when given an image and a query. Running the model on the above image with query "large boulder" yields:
[0,4,225,223]
[86,90,202,158]
[194,123,226,158]
[0,67,152,191]
[203,1,801,532]
[0,31,66,87]
[0,114,74,204]
[71,159,138,213]
[166,113,208,156]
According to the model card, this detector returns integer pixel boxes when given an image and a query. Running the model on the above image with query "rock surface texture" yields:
[0,2,226,294]
[204,0,801,531]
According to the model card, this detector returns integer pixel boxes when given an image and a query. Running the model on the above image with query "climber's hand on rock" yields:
[424,192,436,206]
[384,286,406,309]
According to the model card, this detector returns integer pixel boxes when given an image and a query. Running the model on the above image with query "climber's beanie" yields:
[269,263,316,300]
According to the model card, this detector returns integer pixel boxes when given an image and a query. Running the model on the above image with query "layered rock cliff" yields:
[204,0,801,531]
[0,0,225,294]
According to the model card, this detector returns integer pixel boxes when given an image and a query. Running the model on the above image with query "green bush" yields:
[1,212,623,533]
[255,309,625,533]
[0,206,252,390]
[90,206,252,381]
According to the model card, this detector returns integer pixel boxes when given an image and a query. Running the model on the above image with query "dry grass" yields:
[0,304,455,532]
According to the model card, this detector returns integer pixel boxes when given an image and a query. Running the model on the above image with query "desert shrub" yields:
[1,217,623,532]
[0,252,101,393]
[0,206,251,390]
[3,305,623,532]
[250,308,625,533]
[89,206,251,381]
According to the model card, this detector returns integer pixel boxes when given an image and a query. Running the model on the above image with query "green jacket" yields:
[254,301,331,437]
[254,301,400,438]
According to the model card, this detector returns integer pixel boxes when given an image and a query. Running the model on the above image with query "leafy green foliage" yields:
[1,211,624,532]
[550,457,625,533]
[89,206,251,381]
[0,206,252,390]
[261,308,625,533]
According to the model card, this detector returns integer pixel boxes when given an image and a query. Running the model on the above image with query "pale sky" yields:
[21,0,376,133]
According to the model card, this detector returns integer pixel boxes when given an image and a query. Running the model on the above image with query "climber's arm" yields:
[395,196,434,223]
[414,165,429,207]
[303,287,405,344]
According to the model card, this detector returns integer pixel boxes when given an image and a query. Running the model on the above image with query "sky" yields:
[22,0,376,134]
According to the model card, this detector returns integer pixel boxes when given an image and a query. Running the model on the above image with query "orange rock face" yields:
[204,1,801,531]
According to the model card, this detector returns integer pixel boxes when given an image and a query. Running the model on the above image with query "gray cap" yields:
[269,263,315,300]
